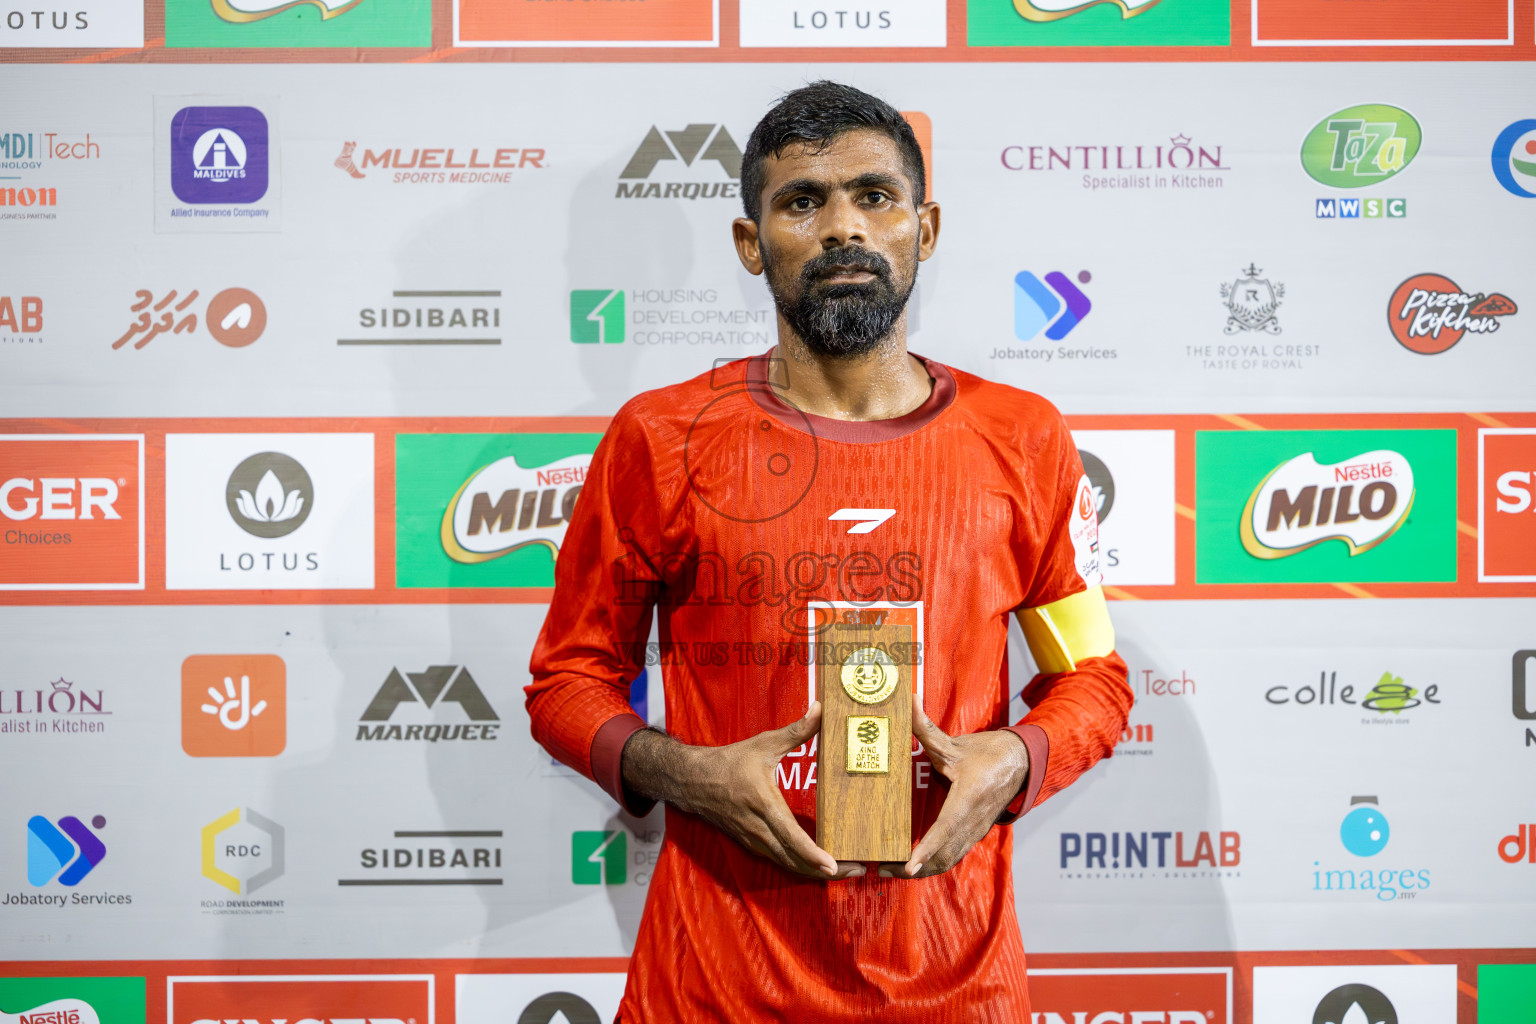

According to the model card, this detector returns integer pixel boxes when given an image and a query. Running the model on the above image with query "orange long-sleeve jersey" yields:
[527,351,1132,1023]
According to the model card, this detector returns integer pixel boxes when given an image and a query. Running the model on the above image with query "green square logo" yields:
[165,0,430,48]
[0,978,146,1024]
[1479,964,1536,1023]
[395,432,601,589]
[570,289,626,344]
[1195,429,1457,584]
[571,830,627,885]
[968,0,1229,47]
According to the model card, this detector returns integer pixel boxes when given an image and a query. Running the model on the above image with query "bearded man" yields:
[528,81,1132,1022]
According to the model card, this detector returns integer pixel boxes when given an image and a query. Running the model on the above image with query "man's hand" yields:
[621,702,866,880]
[878,696,1030,879]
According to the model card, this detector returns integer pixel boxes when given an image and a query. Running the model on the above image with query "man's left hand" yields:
[878,695,1030,879]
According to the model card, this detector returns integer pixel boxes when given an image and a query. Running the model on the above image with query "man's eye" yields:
[865,191,890,204]
[790,196,814,210]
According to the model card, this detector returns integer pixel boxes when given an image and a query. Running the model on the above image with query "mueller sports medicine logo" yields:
[1387,273,1516,355]
[171,106,269,205]
[202,806,284,902]
[1491,119,1536,199]
[1000,134,1228,192]
[1027,969,1230,1024]
[616,123,743,200]
[441,453,588,564]
[334,141,544,186]
[356,666,500,742]
[1059,828,1240,877]
[167,976,435,1024]
[0,678,112,736]
[1240,449,1412,559]
[1301,105,1420,189]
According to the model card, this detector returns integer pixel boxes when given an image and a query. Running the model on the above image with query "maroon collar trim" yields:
[743,348,957,444]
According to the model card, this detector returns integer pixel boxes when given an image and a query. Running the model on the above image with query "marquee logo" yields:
[181,655,287,757]
[167,976,433,1024]
[356,665,500,741]
[1300,105,1420,189]
[1387,273,1516,355]
[440,453,588,564]
[225,452,312,539]
[1491,119,1536,199]
[1240,449,1413,559]
[171,107,269,205]
[616,124,742,200]
[26,814,106,886]
[202,807,284,895]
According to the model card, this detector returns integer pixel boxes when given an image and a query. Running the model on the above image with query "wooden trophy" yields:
[815,614,912,863]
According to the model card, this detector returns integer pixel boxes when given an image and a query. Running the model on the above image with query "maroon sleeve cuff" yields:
[589,713,656,817]
[995,723,1050,825]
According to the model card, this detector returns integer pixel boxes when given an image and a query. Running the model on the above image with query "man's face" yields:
[735,129,938,358]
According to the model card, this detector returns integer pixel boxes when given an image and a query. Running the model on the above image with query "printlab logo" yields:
[1220,263,1283,335]
[570,290,625,344]
[0,677,112,737]
[1386,273,1516,355]
[0,295,43,343]
[1314,985,1397,1024]
[1058,828,1241,876]
[112,287,267,350]
[616,124,742,199]
[181,655,287,757]
[571,830,627,885]
[1301,104,1420,189]
[26,814,106,886]
[1491,119,1536,199]
[1013,270,1092,341]
[170,106,269,205]
[202,806,284,899]
[1311,796,1430,902]
[356,665,501,741]
[1240,449,1413,559]
[226,452,312,539]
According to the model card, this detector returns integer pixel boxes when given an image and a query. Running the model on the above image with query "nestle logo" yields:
[1334,461,1393,483]
[22,1012,81,1024]
[536,466,587,487]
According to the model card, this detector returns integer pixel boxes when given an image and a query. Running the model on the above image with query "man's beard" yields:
[763,243,915,359]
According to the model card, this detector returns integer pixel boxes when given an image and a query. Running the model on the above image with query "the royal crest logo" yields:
[1220,263,1284,335]
[1387,273,1517,355]
[1300,105,1420,189]
[1240,450,1413,559]
[440,453,588,564]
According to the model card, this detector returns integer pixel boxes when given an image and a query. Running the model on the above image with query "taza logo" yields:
[1220,263,1283,335]
[1300,105,1420,189]
[226,452,313,538]
[441,453,588,564]
[1240,449,1412,559]
[1387,273,1516,355]
[1491,119,1536,199]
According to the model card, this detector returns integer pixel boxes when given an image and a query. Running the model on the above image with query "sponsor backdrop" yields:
[1,8,1534,1024]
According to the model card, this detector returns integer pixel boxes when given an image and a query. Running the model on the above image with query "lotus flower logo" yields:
[225,452,314,539]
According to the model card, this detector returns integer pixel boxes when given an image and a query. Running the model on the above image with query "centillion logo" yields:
[1240,449,1413,559]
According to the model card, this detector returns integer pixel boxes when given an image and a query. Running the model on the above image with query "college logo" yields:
[0,979,144,1024]
[396,433,600,588]
[0,677,112,737]
[1252,965,1455,1024]
[1027,969,1230,1024]
[202,807,284,895]
[355,665,500,741]
[616,124,742,200]
[1387,273,1516,355]
[1196,429,1456,584]
[1480,429,1536,582]
[571,830,627,885]
[570,290,625,344]
[1220,263,1283,334]
[166,976,434,1024]
[0,435,144,591]
[344,289,503,346]
[112,287,267,350]
[1013,270,1092,341]
[1300,105,1421,189]
[345,829,504,885]
[26,814,106,886]
[1491,119,1536,199]
[181,655,287,757]
[1264,670,1441,720]
[170,107,269,205]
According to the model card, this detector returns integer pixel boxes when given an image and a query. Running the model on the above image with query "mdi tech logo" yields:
[1195,428,1456,584]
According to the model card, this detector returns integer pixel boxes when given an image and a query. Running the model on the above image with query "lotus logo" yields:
[1313,983,1397,1024]
[1300,105,1421,189]
[226,452,313,539]
[1240,449,1414,559]
[441,453,589,564]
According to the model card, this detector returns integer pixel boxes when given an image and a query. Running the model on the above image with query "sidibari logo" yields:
[1300,105,1420,189]
[356,665,500,741]
[26,815,106,886]
[616,124,742,200]
[1387,273,1517,355]
[201,806,284,895]
[226,452,313,539]
[1312,984,1396,1024]
[1240,450,1412,559]
[1491,119,1536,199]
[441,453,588,564]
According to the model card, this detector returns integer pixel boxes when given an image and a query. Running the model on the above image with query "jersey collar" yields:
[744,348,957,444]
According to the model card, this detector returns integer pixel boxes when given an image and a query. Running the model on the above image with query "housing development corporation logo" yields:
[1239,448,1413,559]
[571,830,627,884]
[170,107,269,204]
[356,665,500,742]
[26,814,106,886]
[570,289,625,344]
[181,655,287,757]
[166,976,433,1024]
[1386,273,1516,355]
[616,123,742,200]
[201,807,284,902]
[1491,119,1536,198]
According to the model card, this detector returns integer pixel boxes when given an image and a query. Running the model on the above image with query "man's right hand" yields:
[620,701,865,880]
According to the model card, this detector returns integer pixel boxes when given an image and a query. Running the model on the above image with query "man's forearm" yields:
[620,727,706,812]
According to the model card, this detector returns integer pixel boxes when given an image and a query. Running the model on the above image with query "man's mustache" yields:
[799,247,894,286]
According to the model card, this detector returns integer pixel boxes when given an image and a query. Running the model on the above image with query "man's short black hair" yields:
[741,81,926,223]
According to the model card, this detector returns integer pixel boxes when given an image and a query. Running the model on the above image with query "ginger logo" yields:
[167,976,433,1024]
[1388,273,1516,355]
[181,655,286,757]
[1240,450,1413,559]
[1027,968,1230,1024]
[441,453,588,564]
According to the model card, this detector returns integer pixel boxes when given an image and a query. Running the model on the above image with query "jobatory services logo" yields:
[457,975,626,1024]
[355,665,500,742]
[1479,429,1536,582]
[181,655,287,757]
[615,123,742,200]
[334,142,542,184]
[0,978,145,1024]
[0,294,43,343]
[968,0,1228,46]
[1491,119,1536,199]
[0,434,144,591]
[570,289,625,344]
[26,814,106,886]
[1000,133,1229,192]
[171,107,269,205]
[1310,796,1430,903]
[164,433,375,590]
[1195,429,1457,584]
[201,807,285,909]
[396,433,600,588]
[111,287,267,350]
[1252,965,1455,1024]
[1026,969,1230,1024]
[1013,270,1092,342]
[0,677,112,737]
[342,829,504,886]
[1058,827,1241,879]
[1387,273,1516,355]
[167,975,434,1024]
[340,289,502,346]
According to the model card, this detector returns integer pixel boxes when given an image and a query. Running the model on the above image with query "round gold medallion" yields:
[840,646,897,705]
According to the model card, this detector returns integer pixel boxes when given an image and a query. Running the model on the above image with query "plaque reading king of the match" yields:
[813,604,918,863]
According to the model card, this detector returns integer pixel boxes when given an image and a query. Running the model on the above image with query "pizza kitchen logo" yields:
[441,453,588,564]
[1240,449,1412,560]
[334,141,545,186]
[1387,273,1517,355]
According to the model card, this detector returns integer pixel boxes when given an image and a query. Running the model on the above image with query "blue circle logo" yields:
[1491,119,1536,199]
[1340,805,1390,857]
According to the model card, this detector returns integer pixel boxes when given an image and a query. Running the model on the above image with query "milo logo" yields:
[1301,104,1421,189]
[1240,449,1413,559]
[440,453,588,564]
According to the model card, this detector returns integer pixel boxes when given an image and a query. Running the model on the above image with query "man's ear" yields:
[733,217,764,276]
[916,201,940,263]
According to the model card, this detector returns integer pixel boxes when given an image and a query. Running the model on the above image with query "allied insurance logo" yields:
[170,106,269,205]
[1195,429,1457,584]
[166,976,433,1024]
[1387,273,1517,355]
[1491,119,1536,199]
[0,435,144,591]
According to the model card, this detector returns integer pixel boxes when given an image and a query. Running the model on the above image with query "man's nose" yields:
[818,193,867,250]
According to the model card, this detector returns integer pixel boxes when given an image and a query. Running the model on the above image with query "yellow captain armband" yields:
[1016,586,1116,675]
